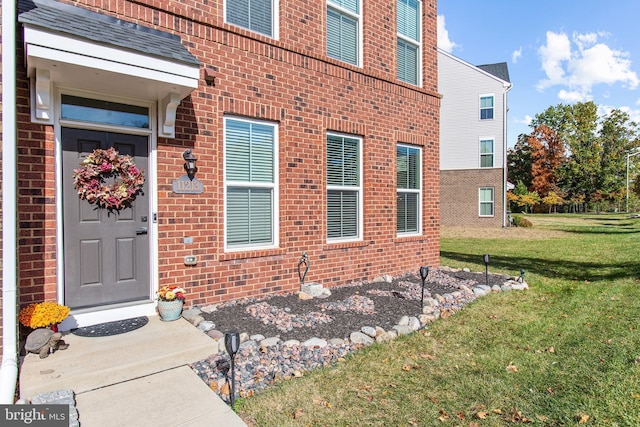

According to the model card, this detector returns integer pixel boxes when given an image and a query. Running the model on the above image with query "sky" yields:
[437,0,640,148]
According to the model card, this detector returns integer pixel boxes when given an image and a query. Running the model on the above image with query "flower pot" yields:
[157,299,184,321]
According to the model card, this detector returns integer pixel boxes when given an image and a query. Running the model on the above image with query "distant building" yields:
[438,48,512,227]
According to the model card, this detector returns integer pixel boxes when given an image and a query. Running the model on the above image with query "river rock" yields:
[361,326,377,337]
[392,325,414,335]
[303,338,327,348]
[350,332,374,345]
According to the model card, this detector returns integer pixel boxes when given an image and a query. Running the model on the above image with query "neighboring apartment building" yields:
[0,0,441,349]
[438,48,512,227]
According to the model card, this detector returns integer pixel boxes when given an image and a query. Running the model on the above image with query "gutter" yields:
[0,0,19,403]
[502,82,513,228]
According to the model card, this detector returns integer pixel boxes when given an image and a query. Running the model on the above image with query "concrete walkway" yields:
[19,316,247,426]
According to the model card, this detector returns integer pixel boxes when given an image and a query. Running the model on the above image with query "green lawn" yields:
[237,214,640,426]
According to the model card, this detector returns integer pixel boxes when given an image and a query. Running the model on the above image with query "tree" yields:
[507,134,533,189]
[528,124,565,198]
[542,191,564,213]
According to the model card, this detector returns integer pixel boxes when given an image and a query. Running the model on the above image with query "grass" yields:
[237,214,640,426]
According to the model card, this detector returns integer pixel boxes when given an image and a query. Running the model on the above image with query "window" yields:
[397,144,421,234]
[480,138,494,168]
[327,0,361,66]
[224,117,278,249]
[480,95,494,120]
[479,187,494,217]
[397,0,421,85]
[226,0,277,38]
[327,133,362,240]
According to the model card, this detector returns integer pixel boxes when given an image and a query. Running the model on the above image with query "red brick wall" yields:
[440,169,504,227]
[15,0,441,308]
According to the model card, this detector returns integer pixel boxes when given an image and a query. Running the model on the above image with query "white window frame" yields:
[223,116,279,251]
[396,143,422,236]
[326,0,363,67]
[224,0,280,39]
[326,131,363,242]
[396,0,422,86]
[479,94,495,120]
[479,137,494,168]
[479,187,495,217]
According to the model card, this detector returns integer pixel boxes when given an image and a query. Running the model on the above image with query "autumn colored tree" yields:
[542,191,564,213]
[527,124,566,198]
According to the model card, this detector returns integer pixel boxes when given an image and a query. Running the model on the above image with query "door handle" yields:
[136,227,148,235]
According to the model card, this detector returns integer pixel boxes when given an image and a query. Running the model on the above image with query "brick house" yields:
[0,0,441,383]
[438,48,512,227]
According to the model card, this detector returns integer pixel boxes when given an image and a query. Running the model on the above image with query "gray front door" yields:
[62,128,150,309]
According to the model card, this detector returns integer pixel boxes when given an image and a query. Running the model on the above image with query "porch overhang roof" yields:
[18,0,201,138]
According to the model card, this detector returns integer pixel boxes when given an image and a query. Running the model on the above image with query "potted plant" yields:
[156,285,187,321]
[19,301,70,332]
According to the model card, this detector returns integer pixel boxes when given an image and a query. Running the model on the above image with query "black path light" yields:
[519,268,525,283]
[225,331,241,411]
[483,254,490,286]
[419,266,429,311]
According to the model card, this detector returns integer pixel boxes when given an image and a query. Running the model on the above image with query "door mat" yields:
[71,316,148,337]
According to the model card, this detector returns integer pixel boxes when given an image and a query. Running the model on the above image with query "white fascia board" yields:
[24,26,199,84]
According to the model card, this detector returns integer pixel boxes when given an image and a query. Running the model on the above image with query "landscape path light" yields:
[225,331,241,411]
[419,266,429,311]
[519,268,525,283]
[483,254,490,286]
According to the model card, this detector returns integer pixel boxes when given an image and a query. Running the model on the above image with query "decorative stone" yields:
[329,338,345,346]
[239,332,250,343]
[350,331,374,345]
[181,308,202,323]
[491,285,502,292]
[361,326,377,337]
[301,283,324,297]
[375,332,394,343]
[382,274,393,283]
[200,305,217,314]
[283,339,300,347]
[463,267,471,272]
[398,315,410,326]
[442,293,454,301]
[298,291,313,300]
[387,330,398,339]
[375,326,386,336]
[197,321,215,331]
[392,325,414,335]
[408,317,421,331]
[501,284,513,291]
[478,285,491,292]
[419,314,437,325]
[460,285,473,294]
[207,329,224,340]
[303,338,327,348]
[259,337,281,347]
[250,334,266,342]
[434,294,446,303]
[239,340,257,351]
[473,287,488,297]
[511,283,529,291]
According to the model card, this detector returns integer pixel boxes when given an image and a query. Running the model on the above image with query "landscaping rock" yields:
[398,315,410,326]
[408,317,421,331]
[361,326,377,337]
[303,338,327,348]
[329,338,346,346]
[283,339,300,347]
[260,337,281,347]
[207,329,224,340]
[392,325,414,335]
[250,334,265,342]
[182,308,202,323]
[350,331,374,346]
[197,321,215,332]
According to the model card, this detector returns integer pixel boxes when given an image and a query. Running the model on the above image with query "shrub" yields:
[512,215,533,228]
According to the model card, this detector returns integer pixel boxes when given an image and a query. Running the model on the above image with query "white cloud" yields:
[514,115,533,125]
[536,31,640,101]
[512,47,523,64]
[437,15,458,53]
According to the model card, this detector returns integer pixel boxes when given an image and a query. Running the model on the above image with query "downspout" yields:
[502,82,512,228]
[0,0,19,403]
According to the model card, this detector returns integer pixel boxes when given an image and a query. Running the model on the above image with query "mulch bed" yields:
[200,270,509,342]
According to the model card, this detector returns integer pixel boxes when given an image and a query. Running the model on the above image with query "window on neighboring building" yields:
[226,0,276,38]
[480,95,494,120]
[327,133,362,240]
[397,0,421,85]
[397,144,421,234]
[480,138,494,168]
[327,0,360,66]
[479,187,494,217]
[224,117,278,249]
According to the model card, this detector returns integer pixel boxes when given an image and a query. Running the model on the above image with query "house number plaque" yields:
[173,175,204,194]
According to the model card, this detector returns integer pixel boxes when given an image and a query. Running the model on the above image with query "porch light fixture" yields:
[183,149,198,179]
[225,331,241,411]
[419,266,429,311]
[483,254,490,286]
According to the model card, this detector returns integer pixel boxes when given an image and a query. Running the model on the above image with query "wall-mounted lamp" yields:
[483,254,490,286]
[204,68,216,86]
[225,331,241,411]
[183,149,198,179]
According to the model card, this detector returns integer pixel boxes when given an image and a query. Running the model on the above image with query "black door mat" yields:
[71,316,148,337]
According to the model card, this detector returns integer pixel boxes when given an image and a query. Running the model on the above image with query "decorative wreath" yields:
[72,147,144,212]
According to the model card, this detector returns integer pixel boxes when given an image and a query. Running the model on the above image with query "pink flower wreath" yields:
[72,147,144,212]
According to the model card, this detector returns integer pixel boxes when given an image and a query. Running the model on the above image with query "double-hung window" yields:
[327,0,361,66]
[224,117,278,250]
[480,95,494,120]
[397,0,421,85]
[225,0,277,38]
[397,144,421,235]
[480,138,494,168]
[327,133,362,241]
[479,187,494,217]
